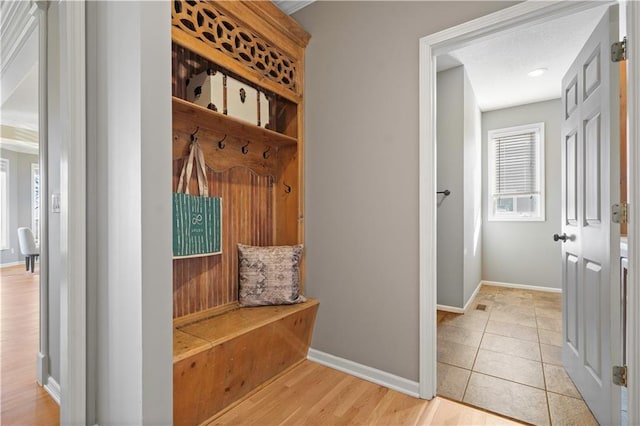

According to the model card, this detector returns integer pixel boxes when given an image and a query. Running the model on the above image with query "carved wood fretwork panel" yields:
[172,0,298,93]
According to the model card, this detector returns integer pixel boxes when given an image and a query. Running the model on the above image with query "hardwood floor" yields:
[210,360,523,425]
[1,265,59,425]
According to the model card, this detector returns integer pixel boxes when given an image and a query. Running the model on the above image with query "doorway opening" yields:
[0,2,59,422]
[421,2,630,425]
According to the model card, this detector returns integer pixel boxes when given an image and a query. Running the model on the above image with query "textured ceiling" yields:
[439,5,610,112]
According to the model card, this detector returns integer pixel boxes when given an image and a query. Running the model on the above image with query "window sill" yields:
[488,216,546,222]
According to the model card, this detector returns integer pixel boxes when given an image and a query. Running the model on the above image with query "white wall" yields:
[481,99,562,289]
[86,2,173,423]
[293,1,514,381]
[0,150,38,265]
[0,3,39,268]
[463,69,482,303]
[436,66,482,309]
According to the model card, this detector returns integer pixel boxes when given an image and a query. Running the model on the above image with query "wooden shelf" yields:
[172,96,298,148]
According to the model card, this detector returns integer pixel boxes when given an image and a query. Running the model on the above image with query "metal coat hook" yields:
[217,134,227,149]
[283,182,292,193]
[241,141,250,154]
[263,146,271,159]
[437,190,451,196]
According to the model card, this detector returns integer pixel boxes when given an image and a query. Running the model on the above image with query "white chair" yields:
[17,227,39,273]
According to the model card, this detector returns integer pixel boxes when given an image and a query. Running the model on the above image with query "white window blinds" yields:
[487,122,545,221]
[494,131,538,196]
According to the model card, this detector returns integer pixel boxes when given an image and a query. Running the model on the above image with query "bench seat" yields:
[173,299,319,425]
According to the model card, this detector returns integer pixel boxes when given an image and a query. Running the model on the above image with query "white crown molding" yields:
[272,0,314,16]
[0,1,38,74]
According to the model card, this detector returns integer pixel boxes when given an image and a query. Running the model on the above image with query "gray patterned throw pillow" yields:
[238,244,306,307]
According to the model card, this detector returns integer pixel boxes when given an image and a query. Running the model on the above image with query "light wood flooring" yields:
[211,360,523,425]
[437,285,598,425]
[1,264,60,425]
[1,262,519,426]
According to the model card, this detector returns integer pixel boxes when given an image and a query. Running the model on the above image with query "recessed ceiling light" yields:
[528,68,548,77]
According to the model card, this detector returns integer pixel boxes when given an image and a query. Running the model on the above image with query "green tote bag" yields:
[173,139,222,258]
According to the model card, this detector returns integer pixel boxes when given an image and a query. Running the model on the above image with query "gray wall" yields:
[293,1,514,381]
[482,99,562,289]
[436,67,464,307]
[0,150,38,265]
[436,66,482,309]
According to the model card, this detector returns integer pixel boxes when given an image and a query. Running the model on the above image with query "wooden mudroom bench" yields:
[171,1,314,424]
[173,299,319,426]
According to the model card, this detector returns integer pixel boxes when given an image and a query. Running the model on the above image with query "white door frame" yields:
[58,0,87,423]
[626,1,640,423]
[34,0,52,394]
[418,2,639,425]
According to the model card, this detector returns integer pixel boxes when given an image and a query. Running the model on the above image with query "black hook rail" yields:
[217,134,227,149]
[190,126,200,142]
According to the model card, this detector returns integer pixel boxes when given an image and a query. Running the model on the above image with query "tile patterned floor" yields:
[437,285,599,426]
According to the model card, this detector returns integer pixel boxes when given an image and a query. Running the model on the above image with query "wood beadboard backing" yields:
[171,0,306,320]
[172,43,206,101]
[172,160,275,318]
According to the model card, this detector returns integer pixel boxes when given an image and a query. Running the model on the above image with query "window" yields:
[0,159,8,249]
[488,123,545,221]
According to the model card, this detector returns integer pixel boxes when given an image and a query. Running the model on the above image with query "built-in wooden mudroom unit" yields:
[170,2,318,424]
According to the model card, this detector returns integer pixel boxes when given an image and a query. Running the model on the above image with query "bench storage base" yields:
[173,299,319,426]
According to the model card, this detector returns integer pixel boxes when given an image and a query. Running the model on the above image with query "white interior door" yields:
[560,6,621,425]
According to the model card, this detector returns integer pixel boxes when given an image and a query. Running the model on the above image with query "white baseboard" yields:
[436,304,464,314]
[0,261,24,268]
[44,376,61,405]
[37,352,49,386]
[307,348,420,398]
[481,280,562,293]
[464,282,483,311]
[438,280,560,314]
[437,281,483,314]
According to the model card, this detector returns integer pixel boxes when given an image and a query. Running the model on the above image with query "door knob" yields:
[553,233,568,242]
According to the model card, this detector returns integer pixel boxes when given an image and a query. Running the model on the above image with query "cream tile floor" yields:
[437,285,599,426]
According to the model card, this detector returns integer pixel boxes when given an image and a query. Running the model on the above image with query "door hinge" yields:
[612,37,627,62]
[613,365,628,387]
[612,203,628,224]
